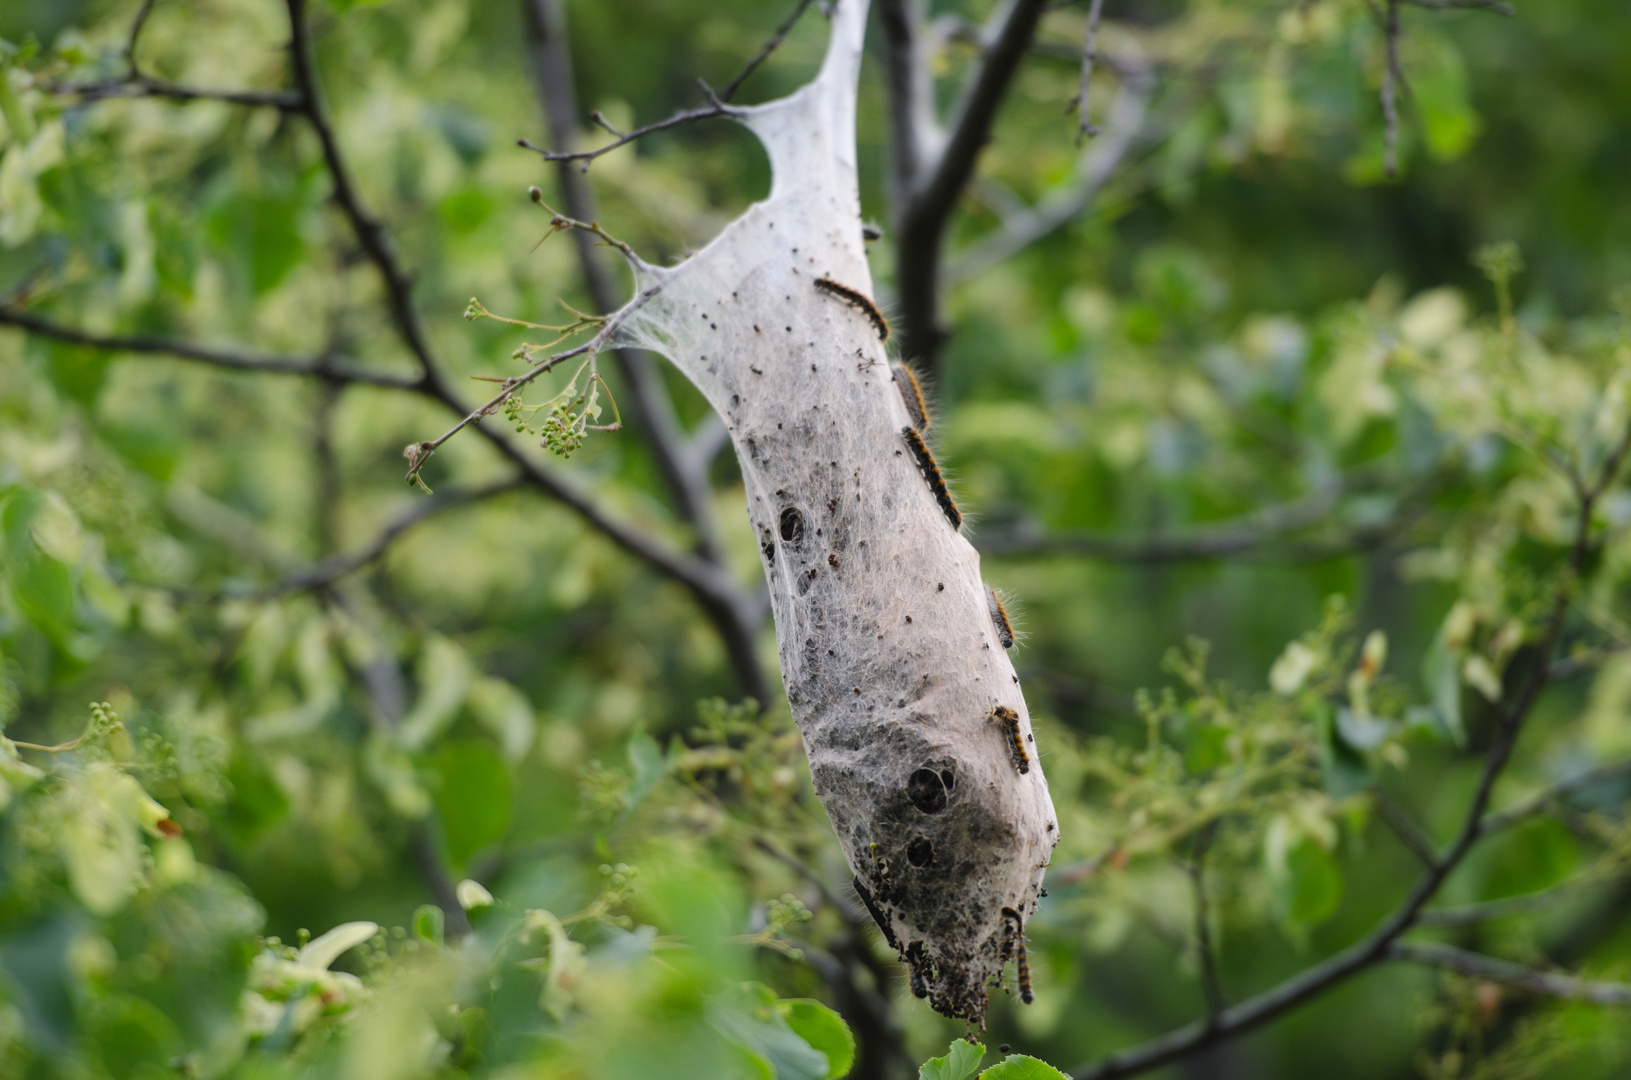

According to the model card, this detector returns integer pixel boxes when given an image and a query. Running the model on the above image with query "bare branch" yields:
[1473,758,1631,841]
[274,478,524,595]
[1418,869,1625,927]
[1387,942,1631,1005]
[50,0,299,111]
[1187,823,1226,1024]
[977,481,1405,562]
[1381,0,1403,178]
[0,305,421,390]
[718,0,823,102]
[1071,0,1107,142]
[1374,790,1441,869]
[56,77,302,109]
[947,66,1150,285]
[522,0,770,703]
[895,0,1050,373]
[1401,0,1514,13]
[877,0,943,214]
[518,100,743,170]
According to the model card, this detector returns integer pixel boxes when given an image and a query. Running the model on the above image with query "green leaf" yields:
[1422,638,1465,746]
[919,1039,986,1080]
[980,1056,1071,1080]
[613,729,671,828]
[708,983,830,1080]
[779,999,856,1079]
[204,188,307,296]
[1,486,75,646]
[412,904,444,949]
[1279,839,1343,929]
[429,740,513,869]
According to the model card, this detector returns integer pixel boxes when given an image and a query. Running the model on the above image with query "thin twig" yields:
[1418,868,1627,927]
[1473,758,1631,841]
[273,478,523,595]
[521,0,770,704]
[1187,823,1226,1024]
[1374,790,1441,869]
[948,65,1151,285]
[58,78,301,109]
[1401,0,1514,13]
[1381,0,1403,178]
[0,305,421,390]
[518,99,743,170]
[1388,942,1631,1005]
[718,0,823,102]
[1071,0,1108,142]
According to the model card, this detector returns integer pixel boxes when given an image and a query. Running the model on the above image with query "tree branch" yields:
[1374,790,1441,869]
[1071,0,1107,142]
[0,305,421,390]
[522,0,770,704]
[274,478,524,595]
[718,0,824,102]
[1417,869,1626,927]
[894,0,1050,374]
[1187,823,1226,1024]
[1070,425,1631,1080]
[56,77,302,109]
[1401,0,1514,13]
[977,481,1409,563]
[1472,757,1631,842]
[1387,942,1631,1005]
[946,64,1150,286]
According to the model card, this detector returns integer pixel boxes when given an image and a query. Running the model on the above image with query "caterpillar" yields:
[852,876,899,950]
[902,427,961,530]
[892,364,930,430]
[1002,907,1034,1005]
[991,705,1030,774]
[814,276,890,341]
[906,941,930,999]
[987,587,1015,649]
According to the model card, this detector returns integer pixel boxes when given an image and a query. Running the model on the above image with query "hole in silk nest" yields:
[907,768,948,814]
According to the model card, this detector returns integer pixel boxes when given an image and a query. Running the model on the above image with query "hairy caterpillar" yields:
[906,941,930,999]
[1002,907,1034,1005]
[852,876,899,950]
[814,276,890,340]
[892,364,930,430]
[987,587,1015,649]
[901,427,961,530]
[991,705,1030,774]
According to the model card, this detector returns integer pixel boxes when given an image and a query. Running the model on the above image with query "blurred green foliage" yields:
[2,1,1631,1078]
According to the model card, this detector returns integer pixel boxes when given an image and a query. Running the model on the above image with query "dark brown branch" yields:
[977,483,1397,562]
[1417,870,1624,927]
[947,65,1150,285]
[877,0,940,215]
[59,77,301,110]
[275,478,524,595]
[517,98,741,171]
[286,0,437,388]
[1071,0,1107,142]
[1381,0,1403,178]
[0,305,421,390]
[1374,790,1441,869]
[1401,0,1514,12]
[1187,823,1226,1023]
[522,0,770,704]
[52,0,299,110]
[517,0,814,171]
[893,0,1050,373]
[1387,942,1631,1005]
[1473,757,1631,841]
[717,0,823,102]
[1070,426,1631,1080]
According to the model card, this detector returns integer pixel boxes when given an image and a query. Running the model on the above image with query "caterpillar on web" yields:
[987,587,1016,649]
[901,427,960,530]
[990,705,1029,774]
[1002,907,1034,1005]
[814,276,890,341]
[892,364,930,430]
